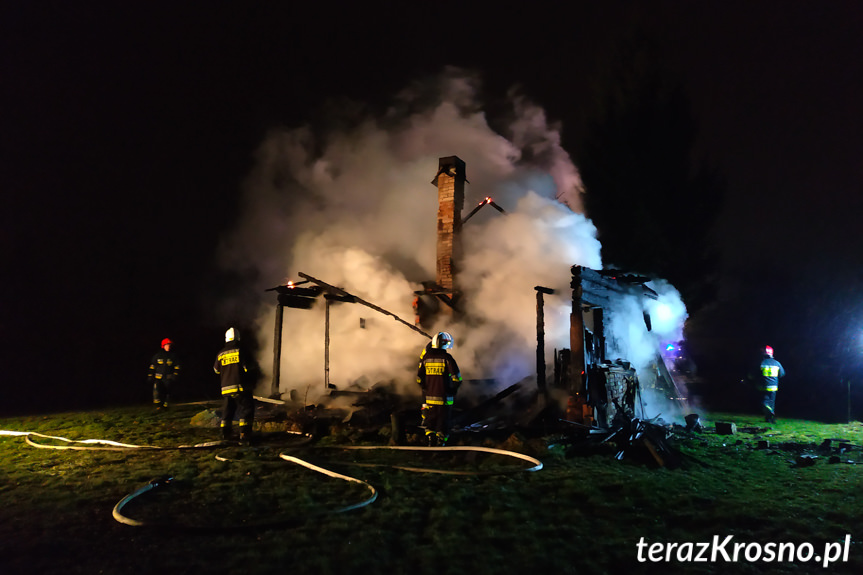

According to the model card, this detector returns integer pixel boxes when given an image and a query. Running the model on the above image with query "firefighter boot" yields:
[220,422,234,441]
[239,425,253,446]
[426,432,437,447]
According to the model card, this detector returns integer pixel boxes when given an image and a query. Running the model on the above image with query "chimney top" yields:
[431,155,467,186]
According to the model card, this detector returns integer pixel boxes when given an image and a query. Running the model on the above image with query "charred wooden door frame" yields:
[267,283,322,398]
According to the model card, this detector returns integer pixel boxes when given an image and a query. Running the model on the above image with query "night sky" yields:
[3,1,863,417]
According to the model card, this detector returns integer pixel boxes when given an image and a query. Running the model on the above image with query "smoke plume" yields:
[218,68,686,408]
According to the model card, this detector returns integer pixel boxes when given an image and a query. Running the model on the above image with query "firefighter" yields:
[757,345,785,423]
[416,340,434,430]
[148,338,181,409]
[214,327,256,443]
[417,331,462,446]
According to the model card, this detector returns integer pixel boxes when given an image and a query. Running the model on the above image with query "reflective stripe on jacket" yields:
[148,350,181,382]
[214,342,252,395]
[425,395,455,406]
[758,358,785,391]
[417,347,462,402]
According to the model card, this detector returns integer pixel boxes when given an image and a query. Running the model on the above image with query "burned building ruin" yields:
[559,266,686,429]
[265,155,687,434]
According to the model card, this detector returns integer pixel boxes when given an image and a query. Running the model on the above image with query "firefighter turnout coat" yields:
[148,349,181,385]
[416,347,462,407]
[758,357,786,392]
[213,340,253,395]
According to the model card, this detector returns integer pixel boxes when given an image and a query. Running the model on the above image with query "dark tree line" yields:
[574,36,725,314]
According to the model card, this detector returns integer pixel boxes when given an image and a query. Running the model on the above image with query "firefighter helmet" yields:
[225,327,239,342]
[763,345,774,357]
[432,331,453,350]
[161,338,173,348]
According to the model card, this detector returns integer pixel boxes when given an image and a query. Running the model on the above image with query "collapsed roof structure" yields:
[264,156,687,437]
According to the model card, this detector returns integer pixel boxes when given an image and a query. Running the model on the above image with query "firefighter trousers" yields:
[423,403,453,444]
[152,379,170,407]
[221,391,255,438]
[761,390,777,422]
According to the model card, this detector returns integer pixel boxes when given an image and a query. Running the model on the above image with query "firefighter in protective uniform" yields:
[417,331,462,446]
[148,338,181,409]
[757,345,785,423]
[214,327,256,443]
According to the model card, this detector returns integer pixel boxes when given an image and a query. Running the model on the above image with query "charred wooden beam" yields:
[577,267,659,306]
[269,284,323,309]
[454,382,523,427]
[462,197,506,224]
[298,272,432,339]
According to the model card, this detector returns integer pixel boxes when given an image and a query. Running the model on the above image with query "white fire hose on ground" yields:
[1,427,543,530]
[331,444,543,474]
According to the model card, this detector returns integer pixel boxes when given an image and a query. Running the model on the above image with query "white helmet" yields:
[432,331,454,350]
[225,327,239,342]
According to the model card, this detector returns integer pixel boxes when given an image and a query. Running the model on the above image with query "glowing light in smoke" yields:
[644,285,687,338]
[655,302,673,323]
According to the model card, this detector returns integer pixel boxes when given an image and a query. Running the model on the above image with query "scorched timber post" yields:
[325,296,331,390]
[322,294,352,391]
[570,266,587,398]
[272,302,284,397]
[535,286,555,397]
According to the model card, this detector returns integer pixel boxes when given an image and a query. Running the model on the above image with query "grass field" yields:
[1,403,862,574]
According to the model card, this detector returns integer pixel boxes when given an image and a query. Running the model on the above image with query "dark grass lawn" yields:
[1,403,862,574]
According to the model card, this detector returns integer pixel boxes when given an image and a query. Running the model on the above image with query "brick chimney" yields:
[431,156,466,299]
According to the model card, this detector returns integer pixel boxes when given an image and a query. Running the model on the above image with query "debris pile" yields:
[556,412,692,469]
[762,437,862,467]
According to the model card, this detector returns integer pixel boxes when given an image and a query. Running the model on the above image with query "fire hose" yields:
[1,428,542,530]
[112,453,380,529]
[16,431,225,451]
[112,444,541,527]
[329,444,543,475]
[112,475,176,527]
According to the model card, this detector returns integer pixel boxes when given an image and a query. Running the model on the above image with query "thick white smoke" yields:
[218,68,686,408]
[457,190,601,385]
[603,279,690,421]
